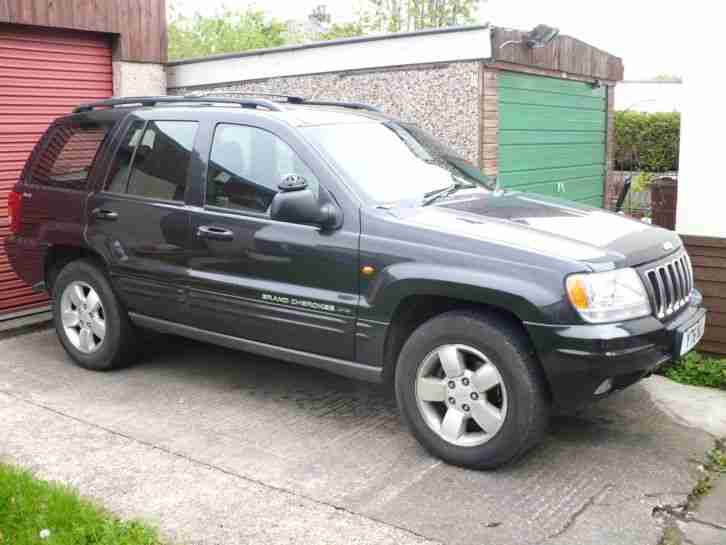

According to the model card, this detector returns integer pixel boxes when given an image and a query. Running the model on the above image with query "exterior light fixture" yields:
[499,24,560,49]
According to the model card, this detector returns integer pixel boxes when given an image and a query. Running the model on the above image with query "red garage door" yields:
[0,24,112,317]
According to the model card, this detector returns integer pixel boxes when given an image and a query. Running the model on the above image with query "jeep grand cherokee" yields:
[5,95,707,469]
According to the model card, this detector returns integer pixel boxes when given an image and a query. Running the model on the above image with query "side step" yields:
[128,312,384,383]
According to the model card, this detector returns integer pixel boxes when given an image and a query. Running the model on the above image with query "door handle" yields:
[197,225,234,241]
[91,208,118,221]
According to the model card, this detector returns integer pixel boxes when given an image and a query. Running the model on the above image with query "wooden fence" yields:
[683,235,726,355]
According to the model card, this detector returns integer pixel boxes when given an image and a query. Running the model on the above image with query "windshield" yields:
[302,121,492,203]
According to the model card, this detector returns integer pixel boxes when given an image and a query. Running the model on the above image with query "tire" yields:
[52,258,138,371]
[395,310,550,469]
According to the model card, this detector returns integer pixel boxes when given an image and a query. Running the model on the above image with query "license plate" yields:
[680,315,706,356]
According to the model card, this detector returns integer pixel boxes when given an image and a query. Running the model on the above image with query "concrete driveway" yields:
[0,329,715,545]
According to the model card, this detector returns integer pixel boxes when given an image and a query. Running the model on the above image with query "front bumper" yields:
[525,290,706,408]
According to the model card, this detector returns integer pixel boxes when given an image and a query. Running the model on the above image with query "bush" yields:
[660,352,726,390]
[614,111,680,172]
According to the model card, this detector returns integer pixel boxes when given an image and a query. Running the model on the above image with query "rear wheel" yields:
[52,259,138,370]
[395,310,549,469]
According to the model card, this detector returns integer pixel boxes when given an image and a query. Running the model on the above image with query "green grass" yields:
[660,352,726,390]
[0,463,163,545]
[706,442,726,473]
[689,441,726,503]
[657,441,726,544]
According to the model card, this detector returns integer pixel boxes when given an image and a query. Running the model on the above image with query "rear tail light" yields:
[8,189,22,234]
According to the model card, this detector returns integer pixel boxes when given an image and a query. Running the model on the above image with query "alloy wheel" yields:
[415,344,508,447]
[60,281,106,354]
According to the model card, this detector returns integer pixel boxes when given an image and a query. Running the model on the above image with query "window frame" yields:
[26,120,112,191]
[202,121,323,220]
[99,117,200,206]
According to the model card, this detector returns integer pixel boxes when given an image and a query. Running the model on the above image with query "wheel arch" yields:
[381,295,543,383]
[371,267,557,397]
[44,244,110,293]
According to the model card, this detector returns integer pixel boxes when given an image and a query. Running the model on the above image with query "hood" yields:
[383,190,681,269]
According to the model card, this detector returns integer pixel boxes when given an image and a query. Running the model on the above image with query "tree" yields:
[167,3,293,60]
[363,0,481,33]
[652,74,683,83]
[309,4,365,40]
[167,0,483,60]
[318,21,366,40]
[309,5,332,25]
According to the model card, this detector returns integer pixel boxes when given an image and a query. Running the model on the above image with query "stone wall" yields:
[171,61,482,165]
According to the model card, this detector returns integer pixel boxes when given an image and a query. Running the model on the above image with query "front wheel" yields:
[395,310,550,469]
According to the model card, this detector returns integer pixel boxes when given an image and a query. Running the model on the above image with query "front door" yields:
[184,121,359,360]
[86,117,199,323]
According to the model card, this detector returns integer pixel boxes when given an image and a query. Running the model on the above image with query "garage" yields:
[0,25,113,316]
[167,25,623,213]
[0,0,167,320]
[497,71,607,206]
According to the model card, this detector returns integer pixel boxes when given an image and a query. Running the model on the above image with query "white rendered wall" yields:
[675,20,726,238]
[113,61,166,97]
[167,27,492,89]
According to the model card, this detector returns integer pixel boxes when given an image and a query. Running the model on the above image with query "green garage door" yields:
[497,72,607,207]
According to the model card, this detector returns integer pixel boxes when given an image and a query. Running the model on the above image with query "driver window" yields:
[206,124,319,213]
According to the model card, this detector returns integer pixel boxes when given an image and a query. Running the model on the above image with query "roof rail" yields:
[73,95,284,113]
[208,92,305,103]
[191,92,381,112]
[301,100,382,112]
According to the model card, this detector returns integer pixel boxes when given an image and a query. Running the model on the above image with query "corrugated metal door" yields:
[497,72,607,207]
[0,24,112,317]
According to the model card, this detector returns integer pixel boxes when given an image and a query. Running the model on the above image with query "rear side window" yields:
[29,122,110,190]
[105,120,198,202]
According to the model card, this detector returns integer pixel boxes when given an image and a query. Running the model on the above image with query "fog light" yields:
[594,378,613,396]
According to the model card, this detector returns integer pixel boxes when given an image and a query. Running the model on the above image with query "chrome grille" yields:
[645,252,694,319]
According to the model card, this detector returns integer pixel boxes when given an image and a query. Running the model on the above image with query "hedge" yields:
[614,111,680,172]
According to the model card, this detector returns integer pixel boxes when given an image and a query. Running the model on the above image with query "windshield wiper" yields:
[422,180,470,206]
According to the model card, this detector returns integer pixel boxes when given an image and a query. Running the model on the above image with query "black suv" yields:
[6,95,706,469]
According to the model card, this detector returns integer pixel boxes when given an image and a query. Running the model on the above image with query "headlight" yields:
[566,268,651,323]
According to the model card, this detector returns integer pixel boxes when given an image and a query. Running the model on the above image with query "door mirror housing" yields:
[270,175,342,230]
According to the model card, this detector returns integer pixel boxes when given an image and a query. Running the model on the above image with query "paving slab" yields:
[698,472,726,529]
[0,330,716,545]
[0,392,434,545]
[643,375,726,438]
[0,310,51,338]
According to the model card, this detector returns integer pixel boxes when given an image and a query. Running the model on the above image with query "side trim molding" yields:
[128,312,384,384]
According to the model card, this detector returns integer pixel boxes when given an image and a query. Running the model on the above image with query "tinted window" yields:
[30,122,110,190]
[105,120,145,193]
[206,124,318,214]
[120,121,198,202]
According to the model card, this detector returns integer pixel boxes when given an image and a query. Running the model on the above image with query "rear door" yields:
[86,115,199,322]
[9,119,112,300]
[183,118,360,360]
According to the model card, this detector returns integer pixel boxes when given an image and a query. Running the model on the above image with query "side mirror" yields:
[269,175,341,229]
